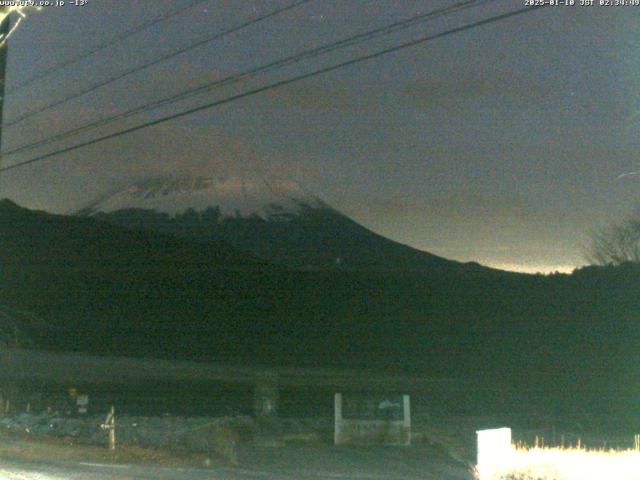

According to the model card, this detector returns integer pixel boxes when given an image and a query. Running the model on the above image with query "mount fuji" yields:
[78,174,481,271]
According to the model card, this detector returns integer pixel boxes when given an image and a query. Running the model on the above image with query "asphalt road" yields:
[0,444,472,479]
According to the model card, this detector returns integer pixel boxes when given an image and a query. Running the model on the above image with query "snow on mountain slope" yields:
[80,175,325,219]
[78,173,481,271]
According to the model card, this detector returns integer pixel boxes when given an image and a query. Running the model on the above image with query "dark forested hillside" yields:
[1,202,638,414]
[85,204,481,272]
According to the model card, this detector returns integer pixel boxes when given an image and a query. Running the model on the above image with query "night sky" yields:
[1,0,638,273]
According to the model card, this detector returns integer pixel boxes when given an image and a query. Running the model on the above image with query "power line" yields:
[4,0,315,128]
[7,0,211,95]
[4,0,493,158]
[0,5,546,174]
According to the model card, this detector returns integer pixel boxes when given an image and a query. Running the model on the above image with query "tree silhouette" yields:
[587,213,640,265]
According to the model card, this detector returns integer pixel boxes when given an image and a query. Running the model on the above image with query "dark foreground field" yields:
[1,409,638,480]
[0,427,470,480]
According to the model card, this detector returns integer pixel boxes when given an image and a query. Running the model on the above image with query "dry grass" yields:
[0,428,210,468]
[477,444,640,480]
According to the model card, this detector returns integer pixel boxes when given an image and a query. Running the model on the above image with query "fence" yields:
[334,393,411,446]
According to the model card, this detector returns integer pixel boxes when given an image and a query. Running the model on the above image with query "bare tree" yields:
[587,213,640,265]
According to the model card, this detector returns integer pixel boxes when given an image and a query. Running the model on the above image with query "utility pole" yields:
[0,8,10,156]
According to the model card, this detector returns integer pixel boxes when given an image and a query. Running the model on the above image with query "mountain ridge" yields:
[79,174,484,272]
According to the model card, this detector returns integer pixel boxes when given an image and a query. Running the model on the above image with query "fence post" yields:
[254,372,279,418]
[402,394,411,446]
[334,393,343,445]
[100,405,116,450]
[109,406,116,450]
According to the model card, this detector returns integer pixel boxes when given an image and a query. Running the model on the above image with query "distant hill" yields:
[77,174,483,272]
[0,198,263,270]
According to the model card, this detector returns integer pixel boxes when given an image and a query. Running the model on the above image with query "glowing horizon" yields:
[482,261,578,275]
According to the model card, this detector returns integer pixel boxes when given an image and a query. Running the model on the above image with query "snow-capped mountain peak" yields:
[77,173,469,272]
[80,175,325,219]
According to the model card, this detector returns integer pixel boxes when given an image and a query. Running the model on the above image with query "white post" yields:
[476,427,512,480]
[101,405,116,451]
[254,372,279,418]
[108,405,116,451]
[402,394,411,446]
[334,393,343,445]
